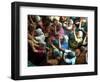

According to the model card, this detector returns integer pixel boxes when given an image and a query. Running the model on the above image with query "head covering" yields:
[64,51,75,59]
[35,28,44,36]
[35,16,41,22]
[63,50,76,64]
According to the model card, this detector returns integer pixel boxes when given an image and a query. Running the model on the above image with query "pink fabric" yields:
[58,27,64,38]
[35,46,45,54]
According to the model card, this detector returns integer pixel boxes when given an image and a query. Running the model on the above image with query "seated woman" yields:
[28,23,46,66]
[52,17,64,39]
[35,28,46,47]
[52,33,62,58]
[34,16,44,31]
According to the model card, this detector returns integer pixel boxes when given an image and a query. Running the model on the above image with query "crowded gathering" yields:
[28,15,88,66]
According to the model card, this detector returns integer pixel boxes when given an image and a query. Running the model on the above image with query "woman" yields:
[28,22,46,66]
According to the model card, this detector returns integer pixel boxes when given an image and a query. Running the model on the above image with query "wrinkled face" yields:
[60,16,67,22]
[75,49,81,56]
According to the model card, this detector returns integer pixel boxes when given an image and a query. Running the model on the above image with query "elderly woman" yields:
[35,28,46,47]
[52,18,65,39]
[28,22,46,66]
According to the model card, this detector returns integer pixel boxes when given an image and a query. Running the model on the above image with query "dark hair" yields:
[65,52,75,59]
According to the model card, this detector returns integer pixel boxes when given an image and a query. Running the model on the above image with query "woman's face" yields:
[53,20,59,26]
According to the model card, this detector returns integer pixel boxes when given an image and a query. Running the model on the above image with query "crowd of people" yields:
[28,15,88,66]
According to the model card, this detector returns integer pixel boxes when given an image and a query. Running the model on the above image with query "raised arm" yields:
[73,26,78,41]
[83,34,87,45]
[79,18,82,29]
